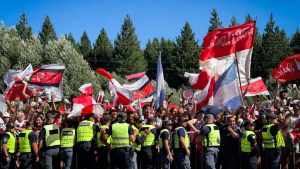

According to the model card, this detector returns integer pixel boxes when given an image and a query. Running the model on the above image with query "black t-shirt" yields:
[270,124,279,137]
[160,129,172,149]
[220,124,240,153]
[1,134,11,144]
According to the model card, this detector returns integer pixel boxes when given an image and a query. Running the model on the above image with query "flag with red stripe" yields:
[241,77,270,96]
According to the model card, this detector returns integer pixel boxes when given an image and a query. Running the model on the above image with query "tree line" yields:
[2,9,300,99]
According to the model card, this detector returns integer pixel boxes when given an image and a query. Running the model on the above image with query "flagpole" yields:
[235,52,244,104]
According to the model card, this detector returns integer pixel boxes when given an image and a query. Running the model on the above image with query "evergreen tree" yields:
[16,12,33,40]
[113,14,147,76]
[171,22,200,88]
[207,8,222,34]
[229,15,239,27]
[290,28,300,55]
[39,15,57,45]
[78,31,92,59]
[245,14,253,23]
[144,38,160,80]
[160,37,175,82]
[92,28,113,70]
[66,32,76,49]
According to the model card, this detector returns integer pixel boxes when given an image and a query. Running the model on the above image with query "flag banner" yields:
[194,67,215,111]
[79,83,93,96]
[122,75,155,100]
[154,52,165,110]
[0,95,7,113]
[184,71,210,90]
[272,53,300,82]
[210,62,243,116]
[241,77,270,96]
[68,96,100,117]
[199,21,256,84]
[126,72,146,79]
[95,91,105,103]
[95,69,134,105]
[4,64,65,102]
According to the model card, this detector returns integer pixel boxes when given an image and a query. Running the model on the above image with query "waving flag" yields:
[272,53,300,82]
[95,69,134,105]
[241,77,270,96]
[126,72,146,79]
[4,64,65,102]
[194,68,215,111]
[199,21,256,84]
[210,62,243,116]
[79,83,93,96]
[68,96,104,118]
[154,52,165,110]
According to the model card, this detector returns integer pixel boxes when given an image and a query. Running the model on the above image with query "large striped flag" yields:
[199,21,256,84]
[154,52,165,110]
[210,62,243,116]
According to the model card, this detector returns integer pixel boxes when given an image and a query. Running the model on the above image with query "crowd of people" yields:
[0,81,300,169]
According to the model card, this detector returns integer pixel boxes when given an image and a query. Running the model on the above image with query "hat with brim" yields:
[6,123,14,129]
[163,120,173,125]
[266,114,278,120]
[178,117,189,122]
[243,120,256,128]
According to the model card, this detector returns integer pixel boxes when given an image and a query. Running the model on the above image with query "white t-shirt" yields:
[287,115,300,133]
[277,97,293,108]
[0,118,7,134]
[14,120,27,135]
[156,117,162,128]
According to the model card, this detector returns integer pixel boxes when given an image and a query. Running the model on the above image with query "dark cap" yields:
[243,120,256,127]
[103,114,112,122]
[88,114,97,119]
[26,121,34,126]
[45,113,54,119]
[259,112,267,119]
[266,114,278,120]
[143,104,150,109]
[147,117,157,123]
[6,123,14,129]
[203,114,214,120]
[178,117,189,122]
[118,112,127,118]
[163,120,173,125]
[134,116,143,123]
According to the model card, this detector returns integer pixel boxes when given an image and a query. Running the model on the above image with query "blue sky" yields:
[0,0,299,49]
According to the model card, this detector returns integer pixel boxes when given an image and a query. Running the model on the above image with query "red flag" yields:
[241,77,269,96]
[79,84,93,96]
[272,53,300,82]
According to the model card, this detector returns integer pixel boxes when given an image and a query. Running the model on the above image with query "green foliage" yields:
[113,14,147,76]
[15,12,33,40]
[229,15,239,27]
[39,15,57,45]
[66,32,76,49]
[207,8,223,34]
[144,38,160,80]
[92,28,114,70]
[78,31,92,59]
[290,28,300,55]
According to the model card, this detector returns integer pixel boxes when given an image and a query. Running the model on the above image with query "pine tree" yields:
[229,15,239,27]
[207,8,223,34]
[113,14,147,76]
[92,28,113,70]
[144,38,160,80]
[290,28,300,55]
[171,22,201,88]
[66,32,76,49]
[16,12,33,40]
[39,15,57,45]
[245,14,253,23]
[78,31,92,58]
[160,37,175,81]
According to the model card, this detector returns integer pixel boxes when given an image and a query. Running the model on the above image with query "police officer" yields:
[198,114,220,169]
[139,116,157,169]
[18,121,39,169]
[60,119,76,169]
[174,117,191,169]
[158,119,173,169]
[76,114,97,169]
[0,124,16,169]
[262,113,291,169]
[253,112,267,169]
[241,120,260,169]
[219,115,240,169]
[38,112,60,169]
[101,112,138,169]
[96,114,111,169]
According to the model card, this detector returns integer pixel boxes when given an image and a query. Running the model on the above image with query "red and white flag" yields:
[184,70,212,90]
[68,96,104,118]
[194,68,215,111]
[4,64,65,102]
[95,69,134,105]
[241,77,270,96]
[126,72,146,79]
[199,21,256,84]
[79,83,93,96]
[272,53,300,82]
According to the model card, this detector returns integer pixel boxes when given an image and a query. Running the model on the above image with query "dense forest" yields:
[1,8,299,104]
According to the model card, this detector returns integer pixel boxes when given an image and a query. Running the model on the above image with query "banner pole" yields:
[235,52,244,104]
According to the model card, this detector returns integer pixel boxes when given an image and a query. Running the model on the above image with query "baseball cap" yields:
[243,120,256,127]
[6,123,14,129]
[259,112,267,119]
[266,114,278,120]
[118,112,127,118]
[147,117,157,123]
[110,107,117,112]
[2,112,10,118]
[163,120,173,125]
[126,108,135,113]
[45,113,54,119]
[26,121,34,126]
[88,114,97,119]
[142,104,150,109]
[103,114,112,122]
[134,116,143,123]
[203,114,214,120]
[178,117,189,122]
